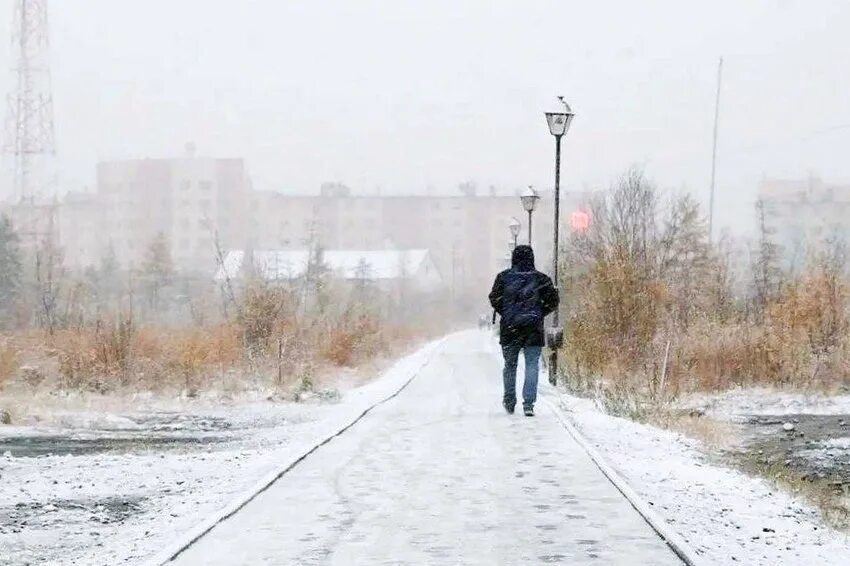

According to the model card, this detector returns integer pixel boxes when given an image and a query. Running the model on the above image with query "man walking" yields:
[488,245,559,417]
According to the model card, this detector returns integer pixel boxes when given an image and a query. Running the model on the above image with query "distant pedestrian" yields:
[488,245,559,417]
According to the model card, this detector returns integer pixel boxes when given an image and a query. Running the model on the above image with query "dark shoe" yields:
[503,401,515,414]
[523,405,535,417]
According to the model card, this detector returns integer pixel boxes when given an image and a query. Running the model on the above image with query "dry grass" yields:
[669,273,850,393]
[14,290,425,396]
[53,316,133,391]
[50,321,250,392]
[0,338,20,387]
[651,411,738,451]
[319,311,388,367]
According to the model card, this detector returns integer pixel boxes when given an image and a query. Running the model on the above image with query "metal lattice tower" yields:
[3,0,56,204]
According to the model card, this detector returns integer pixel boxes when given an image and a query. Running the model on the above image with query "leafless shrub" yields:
[562,168,713,381]
[236,278,293,354]
[55,313,135,391]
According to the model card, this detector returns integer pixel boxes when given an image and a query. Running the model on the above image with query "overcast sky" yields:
[1,0,849,233]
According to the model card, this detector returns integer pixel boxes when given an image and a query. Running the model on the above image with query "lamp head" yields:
[545,97,575,137]
[508,217,521,237]
[520,185,539,212]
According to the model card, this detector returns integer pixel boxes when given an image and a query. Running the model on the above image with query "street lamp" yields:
[508,217,521,247]
[520,185,539,245]
[544,96,575,385]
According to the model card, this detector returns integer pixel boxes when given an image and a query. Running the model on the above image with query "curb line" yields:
[145,338,443,566]
[541,394,704,566]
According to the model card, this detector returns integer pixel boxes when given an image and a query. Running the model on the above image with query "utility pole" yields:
[450,243,457,306]
[708,57,723,242]
[2,0,58,253]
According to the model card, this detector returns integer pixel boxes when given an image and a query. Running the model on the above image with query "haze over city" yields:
[2,0,850,236]
[5,2,850,565]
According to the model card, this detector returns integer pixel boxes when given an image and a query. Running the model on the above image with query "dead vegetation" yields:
[30,285,425,395]
[0,338,19,387]
[558,167,850,417]
[0,229,447,398]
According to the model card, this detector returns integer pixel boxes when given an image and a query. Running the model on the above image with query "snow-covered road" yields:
[169,331,681,565]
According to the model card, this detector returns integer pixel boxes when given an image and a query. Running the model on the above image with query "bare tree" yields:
[34,239,64,334]
[210,226,239,320]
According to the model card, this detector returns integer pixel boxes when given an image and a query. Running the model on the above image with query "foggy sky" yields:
[1,0,850,235]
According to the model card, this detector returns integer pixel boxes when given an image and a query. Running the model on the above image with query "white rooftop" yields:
[215,249,434,282]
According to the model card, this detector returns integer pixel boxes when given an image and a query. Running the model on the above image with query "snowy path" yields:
[169,331,681,565]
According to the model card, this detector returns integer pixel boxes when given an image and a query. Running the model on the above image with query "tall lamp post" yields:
[508,217,521,248]
[544,96,575,385]
[520,186,539,246]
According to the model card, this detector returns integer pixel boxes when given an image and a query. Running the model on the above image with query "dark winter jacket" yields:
[488,245,559,346]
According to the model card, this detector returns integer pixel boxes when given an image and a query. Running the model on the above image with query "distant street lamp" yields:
[508,217,521,247]
[544,96,575,385]
[520,186,539,245]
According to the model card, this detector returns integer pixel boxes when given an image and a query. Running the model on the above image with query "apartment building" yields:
[759,175,850,261]
[62,150,250,272]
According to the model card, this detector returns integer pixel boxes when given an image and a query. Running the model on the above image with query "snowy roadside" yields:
[681,387,850,419]
[0,338,441,566]
[554,392,850,565]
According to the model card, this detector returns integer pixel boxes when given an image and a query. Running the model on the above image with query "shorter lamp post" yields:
[508,217,521,248]
[520,186,539,246]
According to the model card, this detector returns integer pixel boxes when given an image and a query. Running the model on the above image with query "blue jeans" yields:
[502,344,542,409]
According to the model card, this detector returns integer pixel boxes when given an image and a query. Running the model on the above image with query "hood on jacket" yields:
[511,245,535,271]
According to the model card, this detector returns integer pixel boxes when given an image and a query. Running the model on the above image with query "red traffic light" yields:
[570,209,591,232]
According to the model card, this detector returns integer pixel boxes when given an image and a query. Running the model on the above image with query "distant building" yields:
[244,188,589,302]
[758,175,850,263]
[62,148,250,271]
[58,191,100,268]
[54,148,590,308]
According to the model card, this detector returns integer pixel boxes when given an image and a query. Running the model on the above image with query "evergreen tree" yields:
[98,243,120,305]
[0,216,22,328]
[141,233,174,313]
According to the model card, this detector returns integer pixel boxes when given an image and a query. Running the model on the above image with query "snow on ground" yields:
[0,338,440,566]
[6,331,850,566]
[682,387,850,419]
[557,393,850,565]
[799,437,850,463]
[822,437,850,449]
